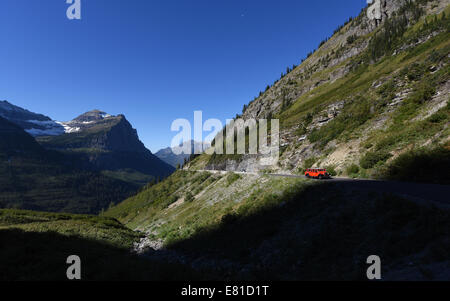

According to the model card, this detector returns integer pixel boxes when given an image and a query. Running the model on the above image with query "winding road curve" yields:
[194,169,450,209]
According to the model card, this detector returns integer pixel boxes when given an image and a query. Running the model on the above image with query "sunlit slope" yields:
[189,2,450,180]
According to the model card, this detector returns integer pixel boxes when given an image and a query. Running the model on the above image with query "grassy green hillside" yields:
[105,170,304,244]
[0,209,141,248]
[0,209,198,280]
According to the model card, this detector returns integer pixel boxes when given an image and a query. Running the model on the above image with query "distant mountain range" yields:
[0,101,174,213]
[155,140,210,168]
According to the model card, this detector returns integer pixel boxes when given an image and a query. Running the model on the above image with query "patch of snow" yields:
[66,127,81,133]
[25,128,65,136]
[55,121,81,134]
[22,120,66,136]
[27,120,57,126]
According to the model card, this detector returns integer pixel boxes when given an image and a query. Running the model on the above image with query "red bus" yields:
[305,168,331,179]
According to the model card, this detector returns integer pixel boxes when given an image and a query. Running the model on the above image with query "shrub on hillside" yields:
[226,173,242,187]
[383,145,450,184]
[302,157,318,171]
[346,34,358,45]
[325,165,337,176]
[346,164,360,175]
[410,82,435,104]
[360,151,393,169]
[185,192,194,203]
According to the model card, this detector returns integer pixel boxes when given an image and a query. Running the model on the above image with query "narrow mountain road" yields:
[194,169,450,209]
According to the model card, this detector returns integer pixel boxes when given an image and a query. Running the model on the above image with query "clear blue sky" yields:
[0,0,367,152]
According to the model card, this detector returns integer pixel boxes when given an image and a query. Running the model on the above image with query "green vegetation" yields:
[302,156,318,170]
[0,209,199,280]
[360,150,392,169]
[346,34,358,45]
[105,170,200,221]
[106,171,305,245]
[102,169,154,186]
[324,165,337,176]
[0,153,136,214]
[346,164,360,176]
[308,96,372,148]
[0,209,141,248]
[226,172,242,187]
[185,192,194,203]
[382,143,450,184]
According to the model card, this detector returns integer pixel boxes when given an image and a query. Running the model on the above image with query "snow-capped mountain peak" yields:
[0,101,65,137]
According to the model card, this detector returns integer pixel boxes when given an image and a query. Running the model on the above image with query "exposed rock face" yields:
[73,110,111,123]
[367,0,388,28]
[367,0,384,21]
